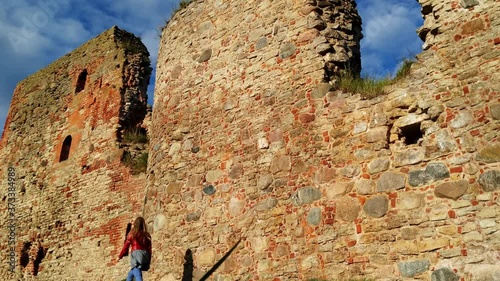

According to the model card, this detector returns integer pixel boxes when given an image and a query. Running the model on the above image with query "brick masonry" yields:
[0,26,151,280]
[147,0,499,280]
[0,0,498,280]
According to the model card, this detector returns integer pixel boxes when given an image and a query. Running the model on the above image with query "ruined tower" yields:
[147,0,364,279]
[0,26,151,280]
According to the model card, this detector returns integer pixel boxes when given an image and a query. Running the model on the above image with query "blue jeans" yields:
[126,267,142,281]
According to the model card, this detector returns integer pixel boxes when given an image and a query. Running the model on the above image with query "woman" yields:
[119,217,152,281]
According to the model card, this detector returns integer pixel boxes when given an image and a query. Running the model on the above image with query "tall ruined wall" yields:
[148,0,499,280]
[0,26,151,280]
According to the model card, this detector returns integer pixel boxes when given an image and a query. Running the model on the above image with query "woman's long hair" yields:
[130,217,150,244]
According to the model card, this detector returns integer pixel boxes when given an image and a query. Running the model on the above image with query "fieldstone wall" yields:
[147,0,499,280]
[0,26,151,280]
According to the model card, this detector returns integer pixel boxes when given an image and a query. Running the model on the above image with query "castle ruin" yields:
[1,0,499,280]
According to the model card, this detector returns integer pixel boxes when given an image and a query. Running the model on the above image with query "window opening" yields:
[75,69,88,93]
[399,123,423,145]
[59,135,72,162]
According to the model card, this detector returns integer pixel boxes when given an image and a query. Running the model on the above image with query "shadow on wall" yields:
[181,239,241,281]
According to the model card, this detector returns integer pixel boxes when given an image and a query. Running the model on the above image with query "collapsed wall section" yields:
[0,26,151,280]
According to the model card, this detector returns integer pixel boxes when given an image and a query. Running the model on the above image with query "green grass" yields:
[123,127,148,144]
[121,151,148,174]
[394,58,415,80]
[337,57,416,99]
[337,72,391,99]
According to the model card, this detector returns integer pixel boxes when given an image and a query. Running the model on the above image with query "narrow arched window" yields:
[75,70,88,93]
[59,135,72,162]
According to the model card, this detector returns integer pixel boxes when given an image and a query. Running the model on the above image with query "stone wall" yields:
[0,26,151,280]
[147,0,499,280]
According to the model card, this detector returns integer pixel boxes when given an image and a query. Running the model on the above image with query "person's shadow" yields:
[182,249,193,281]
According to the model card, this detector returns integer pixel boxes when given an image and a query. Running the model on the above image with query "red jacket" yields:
[119,232,152,259]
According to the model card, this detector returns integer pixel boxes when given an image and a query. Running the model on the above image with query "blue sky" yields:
[0,0,424,137]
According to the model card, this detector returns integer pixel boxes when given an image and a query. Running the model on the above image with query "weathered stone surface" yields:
[363,195,388,218]
[377,172,406,192]
[255,37,268,50]
[461,18,485,36]
[255,197,278,211]
[431,267,460,281]
[167,182,183,194]
[399,192,424,209]
[153,213,167,231]
[450,111,473,128]
[314,167,336,183]
[186,212,201,222]
[307,208,322,225]
[339,164,360,178]
[279,43,296,59]
[355,179,375,195]
[460,0,479,8]
[408,169,432,187]
[229,197,245,216]
[398,260,430,278]
[197,49,213,63]
[291,187,322,206]
[409,162,450,186]
[464,264,500,281]
[490,103,500,120]
[270,156,291,173]
[475,143,500,163]
[418,237,449,252]
[394,113,428,128]
[478,170,500,191]
[229,163,244,178]
[336,196,361,221]
[435,180,469,200]
[394,148,425,167]
[326,181,353,198]
[311,83,332,99]
[368,157,391,174]
[299,5,317,16]
[299,113,315,123]
[203,184,216,195]
[365,126,388,143]
[197,249,216,266]
[206,169,223,182]
[257,174,273,190]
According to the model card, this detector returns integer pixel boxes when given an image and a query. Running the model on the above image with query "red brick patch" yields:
[448,210,456,218]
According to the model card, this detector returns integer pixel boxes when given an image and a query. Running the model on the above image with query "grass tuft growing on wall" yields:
[394,58,416,81]
[337,73,391,99]
[123,127,148,144]
[121,151,148,174]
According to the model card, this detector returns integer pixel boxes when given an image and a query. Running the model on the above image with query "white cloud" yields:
[356,0,423,76]
[0,0,177,137]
